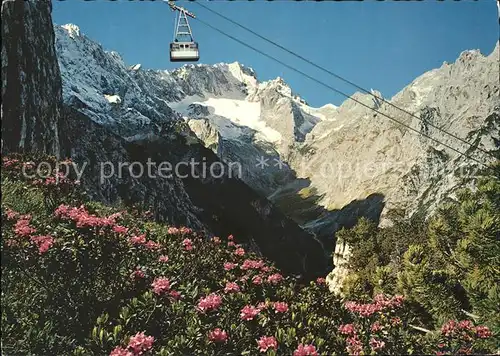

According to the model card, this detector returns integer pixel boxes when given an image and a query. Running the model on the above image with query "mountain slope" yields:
[54,25,327,197]
[290,44,499,218]
[2,5,330,279]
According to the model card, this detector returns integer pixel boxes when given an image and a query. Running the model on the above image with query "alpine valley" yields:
[1,1,499,354]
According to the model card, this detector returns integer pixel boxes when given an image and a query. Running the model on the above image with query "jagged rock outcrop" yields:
[59,106,207,231]
[1,0,61,155]
[326,239,352,295]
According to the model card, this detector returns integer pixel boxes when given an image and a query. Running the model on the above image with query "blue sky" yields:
[52,0,498,107]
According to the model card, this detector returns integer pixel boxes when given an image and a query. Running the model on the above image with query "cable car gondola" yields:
[168,1,199,62]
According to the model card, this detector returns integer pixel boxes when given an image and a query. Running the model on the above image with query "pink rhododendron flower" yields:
[158,255,169,263]
[391,294,405,307]
[145,240,161,250]
[338,324,356,336]
[30,235,54,254]
[2,157,19,167]
[113,225,128,234]
[241,259,265,270]
[252,275,263,285]
[261,266,271,273]
[208,328,228,343]
[475,325,492,339]
[345,294,405,317]
[227,241,236,247]
[257,336,278,353]
[54,204,118,228]
[257,302,269,310]
[346,335,363,356]
[316,277,326,284]
[127,332,154,354]
[131,269,145,280]
[344,301,380,317]
[182,238,193,251]
[371,321,382,332]
[169,290,181,300]
[197,293,222,312]
[14,218,36,237]
[440,319,491,339]
[179,226,192,234]
[228,234,234,241]
[109,346,133,356]
[151,277,170,295]
[42,172,71,186]
[369,338,386,351]
[129,234,147,245]
[294,344,318,356]
[223,262,237,271]
[109,212,123,220]
[374,294,404,308]
[458,320,473,330]
[267,273,283,285]
[390,317,402,326]
[273,302,289,313]
[240,305,261,321]
[224,282,240,294]
[5,208,19,220]
[167,227,180,235]
[212,236,221,244]
[440,320,457,336]
[234,247,245,256]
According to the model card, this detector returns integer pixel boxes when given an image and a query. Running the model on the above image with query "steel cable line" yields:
[193,1,495,160]
[191,16,490,169]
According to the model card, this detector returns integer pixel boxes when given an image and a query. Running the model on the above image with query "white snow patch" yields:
[227,62,257,88]
[169,96,282,143]
[104,94,122,104]
[61,24,81,39]
[130,64,142,71]
[321,103,338,109]
[300,103,338,121]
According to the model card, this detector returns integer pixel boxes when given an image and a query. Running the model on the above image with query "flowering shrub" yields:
[1,155,497,355]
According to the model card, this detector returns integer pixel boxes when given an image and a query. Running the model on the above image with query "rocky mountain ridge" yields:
[52,20,500,249]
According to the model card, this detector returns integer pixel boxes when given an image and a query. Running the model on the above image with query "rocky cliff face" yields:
[326,238,352,295]
[292,44,499,220]
[1,0,61,155]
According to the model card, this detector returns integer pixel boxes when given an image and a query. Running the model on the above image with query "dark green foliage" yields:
[339,166,500,349]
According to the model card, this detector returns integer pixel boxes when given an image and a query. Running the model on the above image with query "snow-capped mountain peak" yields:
[54,23,337,153]
[226,61,258,88]
[61,23,80,38]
